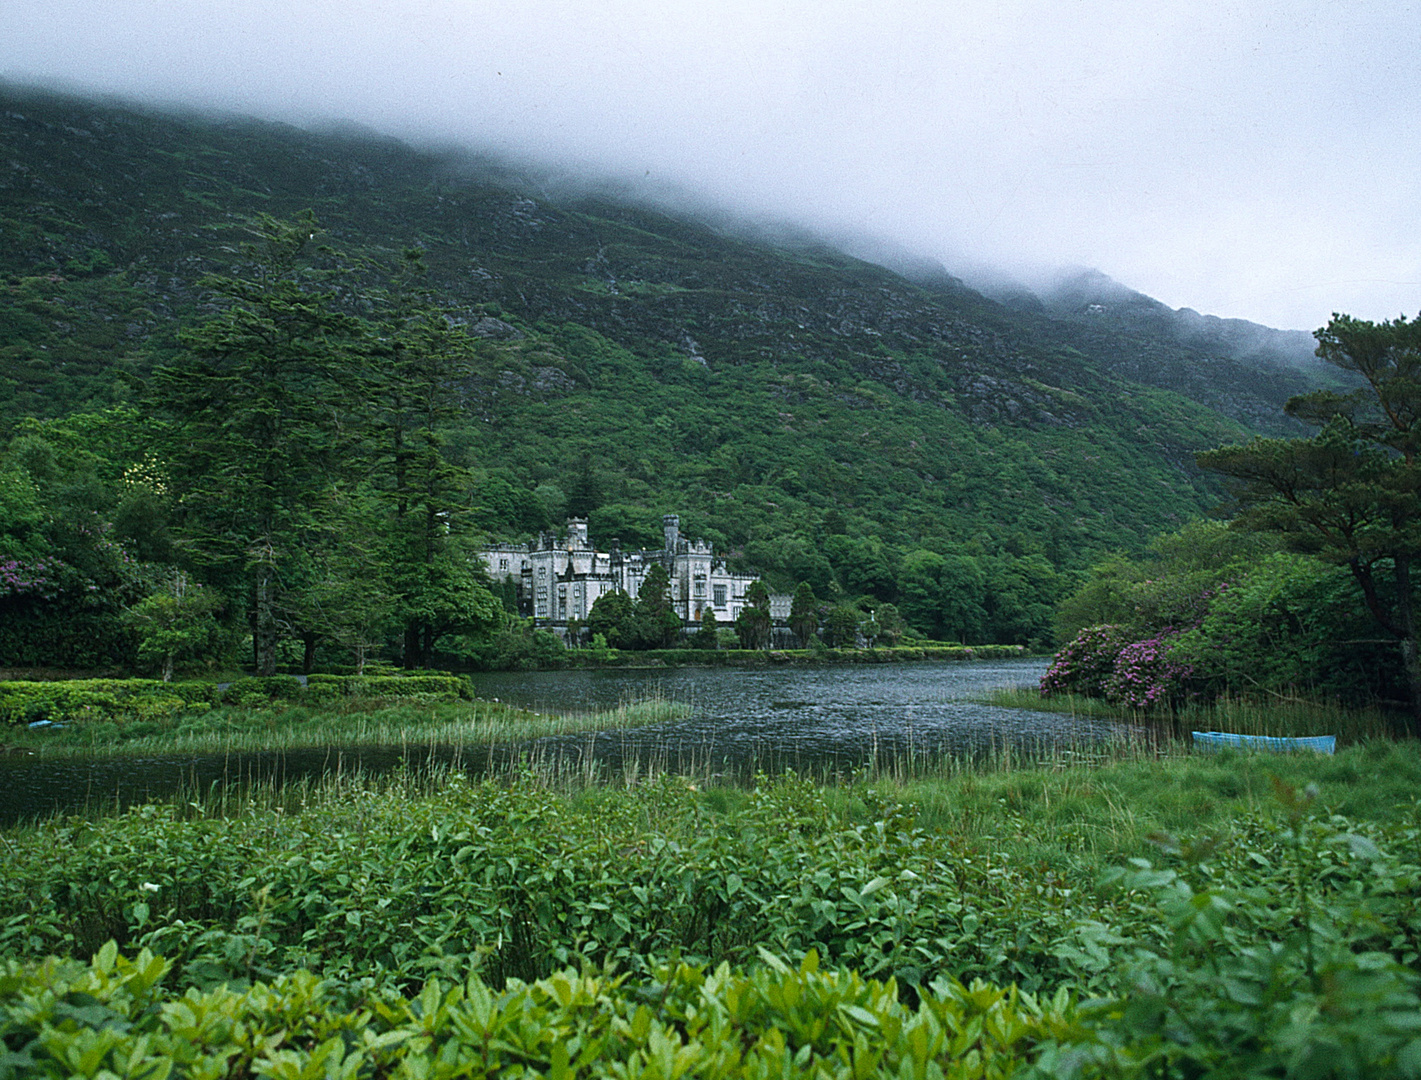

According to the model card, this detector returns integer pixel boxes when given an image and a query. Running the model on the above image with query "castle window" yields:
[713,584,727,606]
[499,558,508,571]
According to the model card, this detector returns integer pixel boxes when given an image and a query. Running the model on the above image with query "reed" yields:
[10,691,690,758]
[989,686,1401,745]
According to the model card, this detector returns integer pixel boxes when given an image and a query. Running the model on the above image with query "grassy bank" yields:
[993,685,1405,742]
[3,693,689,758]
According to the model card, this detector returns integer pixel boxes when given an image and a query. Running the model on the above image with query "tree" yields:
[735,579,772,650]
[789,581,819,646]
[362,250,493,667]
[1198,311,1421,731]
[873,602,908,646]
[693,607,720,649]
[289,490,399,674]
[566,454,604,519]
[397,555,501,667]
[860,611,882,648]
[587,589,636,648]
[823,604,861,648]
[633,563,682,649]
[123,574,226,681]
[152,213,365,675]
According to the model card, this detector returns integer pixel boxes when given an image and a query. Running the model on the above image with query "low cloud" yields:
[3,0,1418,330]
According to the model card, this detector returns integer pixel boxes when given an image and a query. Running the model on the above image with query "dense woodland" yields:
[5,83,1413,706]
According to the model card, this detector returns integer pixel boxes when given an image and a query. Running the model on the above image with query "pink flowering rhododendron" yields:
[1100,629,1194,708]
[1039,624,1128,698]
[0,558,64,599]
[1042,623,1194,709]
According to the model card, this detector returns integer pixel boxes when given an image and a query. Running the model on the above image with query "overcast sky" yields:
[4,0,1418,330]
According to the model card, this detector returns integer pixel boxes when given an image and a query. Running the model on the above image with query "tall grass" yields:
[991,686,1401,743]
[11,692,690,758]
[12,731,1418,889]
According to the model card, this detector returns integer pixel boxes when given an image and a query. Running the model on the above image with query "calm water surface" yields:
[0,659,1130,824]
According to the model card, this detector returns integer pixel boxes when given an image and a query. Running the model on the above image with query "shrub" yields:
[0,679,214,726]
[1039,625,1128,698]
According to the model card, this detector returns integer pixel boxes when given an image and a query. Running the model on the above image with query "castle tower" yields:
[662,513,680,553]
[567,517,590,549]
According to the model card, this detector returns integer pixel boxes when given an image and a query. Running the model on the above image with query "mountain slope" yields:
[0,83,1336,641]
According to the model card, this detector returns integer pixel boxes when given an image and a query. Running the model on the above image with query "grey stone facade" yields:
[480,514,789,631]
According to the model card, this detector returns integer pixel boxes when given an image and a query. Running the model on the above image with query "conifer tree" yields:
[1199,311,1421,732]
[735,579,772,650]
[789,581,819,646]
[362,250,496,667]
[152,213,365,675]
[634,562,682,649]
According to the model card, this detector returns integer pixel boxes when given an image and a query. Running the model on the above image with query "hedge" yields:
[0,679,215,726]
[0,673,474,726]
[562,645,1027,668]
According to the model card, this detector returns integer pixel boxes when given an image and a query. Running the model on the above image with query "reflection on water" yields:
[0,659,1132,825]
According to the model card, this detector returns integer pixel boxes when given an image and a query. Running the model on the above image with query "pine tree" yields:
[1199,311,1421,731]
[789,581,819,646]
[152,213,365,675]
[362,251,496,667]
[735,579,772,650]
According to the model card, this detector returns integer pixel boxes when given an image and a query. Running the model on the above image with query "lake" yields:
[0,658,1132,824]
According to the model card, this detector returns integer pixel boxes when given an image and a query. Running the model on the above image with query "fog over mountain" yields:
[3,0,1418,332]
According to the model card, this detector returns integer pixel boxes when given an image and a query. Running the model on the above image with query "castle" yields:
[479,514,789,632]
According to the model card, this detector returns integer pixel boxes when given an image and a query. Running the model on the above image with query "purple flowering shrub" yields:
[0,557,65,600]
[1041,623,1194,709]
[1039,624,1128,697]
[1100,629,1194,709]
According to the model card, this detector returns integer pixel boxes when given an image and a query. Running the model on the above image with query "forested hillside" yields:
[0,83,1340,663]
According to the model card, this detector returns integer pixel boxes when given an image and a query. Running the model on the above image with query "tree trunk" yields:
[1393,556,1421,737]
[254,571,277,677]
[301,632,316,675]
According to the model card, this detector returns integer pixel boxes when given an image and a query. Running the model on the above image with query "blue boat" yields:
[1191,731,1335,755]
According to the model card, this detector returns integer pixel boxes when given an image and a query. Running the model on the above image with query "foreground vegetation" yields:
[3,742,1420,1076]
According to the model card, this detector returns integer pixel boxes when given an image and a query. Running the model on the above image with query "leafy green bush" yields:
[304,673,473,701]
[0,673,475,727]
[0,945,1070,1080]
[214,675,304,704]
[0,679,214,726]
[0,776,1107,992]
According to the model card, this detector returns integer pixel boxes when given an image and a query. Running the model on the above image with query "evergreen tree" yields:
[693,606,720,649]
[363,250,496,667]
[566,454,604,519]
[1199,311,1421,731]
[152,213,365,675]
[789,581,819,646]
[735,579,772,650]
[288,489,399,674]
[634,562,682,648]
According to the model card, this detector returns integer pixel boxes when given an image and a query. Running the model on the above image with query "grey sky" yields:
[4,0,1418,330]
